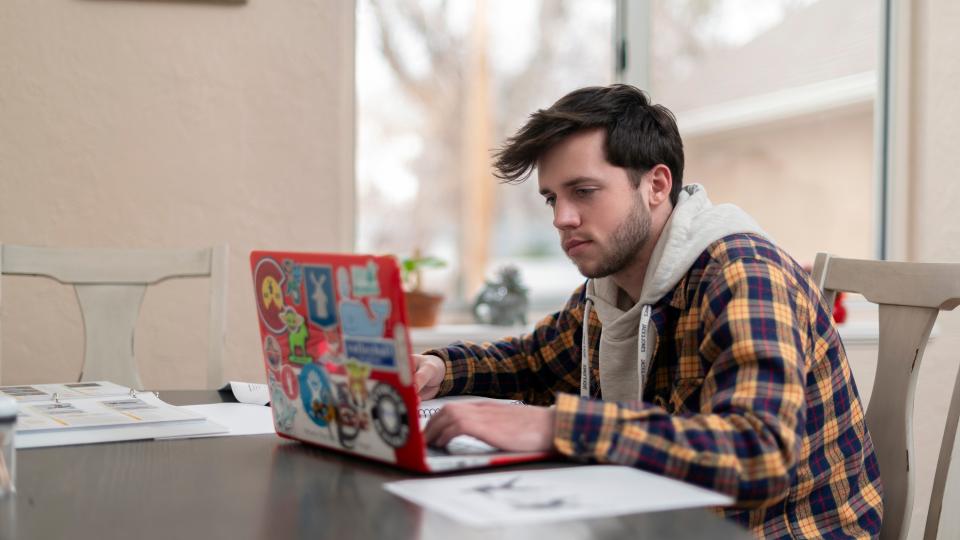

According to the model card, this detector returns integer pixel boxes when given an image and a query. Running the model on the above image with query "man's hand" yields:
[412,354,445,400]
[423,402,556,452]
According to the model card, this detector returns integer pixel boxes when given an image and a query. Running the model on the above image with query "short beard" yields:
[578,194,652,279]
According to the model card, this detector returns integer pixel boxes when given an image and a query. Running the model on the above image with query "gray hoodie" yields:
[582,184,768,401]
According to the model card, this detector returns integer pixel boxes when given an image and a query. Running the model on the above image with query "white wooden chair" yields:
[0,245,228,389]
[812,253,960,540]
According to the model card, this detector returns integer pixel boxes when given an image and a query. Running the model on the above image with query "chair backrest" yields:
[0,244,228,389]
[812,253,960,540]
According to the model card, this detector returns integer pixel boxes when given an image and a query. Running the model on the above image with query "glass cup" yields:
[0,396,17,497]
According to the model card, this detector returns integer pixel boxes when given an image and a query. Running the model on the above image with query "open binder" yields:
[0,381,227,448]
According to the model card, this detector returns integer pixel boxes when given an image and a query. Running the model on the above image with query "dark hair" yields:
[493,84,684,206]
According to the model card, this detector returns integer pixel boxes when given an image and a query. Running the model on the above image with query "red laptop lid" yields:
[250,251,430,471]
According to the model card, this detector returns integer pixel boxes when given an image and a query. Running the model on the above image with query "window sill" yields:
[410,321,896,353]
[410,324,533,352]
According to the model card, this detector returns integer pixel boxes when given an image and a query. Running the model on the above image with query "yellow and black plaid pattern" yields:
[428,234,882,539]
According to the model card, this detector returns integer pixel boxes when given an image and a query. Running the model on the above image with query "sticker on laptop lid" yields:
[341,298,391,337]
[281,259,304,306]
[300,363,337,428]
[333,379,369,449]
[254,258,287,334]
[369,382,410,448]
[263,335,282,371]
[280,306,313,365]
[393,322,412,386]
[271,384,297,433]
[343,337,398,371]
[336,266,391,337]
[304,265,337,328]
[280,364,300,400]
[345,360,372,406]
[351,260,382,297]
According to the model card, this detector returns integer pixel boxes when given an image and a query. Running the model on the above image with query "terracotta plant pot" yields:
[404,290,444,328]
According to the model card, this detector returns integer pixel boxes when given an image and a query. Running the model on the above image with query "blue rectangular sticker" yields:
[344,338,397,370]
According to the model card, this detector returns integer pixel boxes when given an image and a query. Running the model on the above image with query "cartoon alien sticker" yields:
[279,305,312,365]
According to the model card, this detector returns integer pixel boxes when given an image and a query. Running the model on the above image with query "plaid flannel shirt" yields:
[427,234,882,539]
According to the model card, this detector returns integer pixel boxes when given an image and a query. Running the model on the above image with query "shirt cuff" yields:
[422,347,458,396]
[553,392,621,460]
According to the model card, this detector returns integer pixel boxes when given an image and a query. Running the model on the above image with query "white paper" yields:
[179,403,276,437]
[219,381,270,406]
[17,419,228,448]
[383,465,733,527]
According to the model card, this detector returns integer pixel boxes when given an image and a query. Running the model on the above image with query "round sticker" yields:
[254,258,287,334]
[299,363,336,427]
[370,383,409,448]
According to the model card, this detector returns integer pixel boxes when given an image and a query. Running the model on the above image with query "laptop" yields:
[250,250,549,473]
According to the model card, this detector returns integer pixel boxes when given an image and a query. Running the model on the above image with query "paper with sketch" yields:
[179,403,276,436]
[219,381,270,406]
[384,465,733,527]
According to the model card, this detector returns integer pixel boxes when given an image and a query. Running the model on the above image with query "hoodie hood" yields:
[582,184,767,401]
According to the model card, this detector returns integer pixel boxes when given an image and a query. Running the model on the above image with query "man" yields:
[415,84,882,538]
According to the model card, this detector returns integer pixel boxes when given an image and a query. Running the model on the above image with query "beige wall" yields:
[0,0,355,388]
[685,106,876,265]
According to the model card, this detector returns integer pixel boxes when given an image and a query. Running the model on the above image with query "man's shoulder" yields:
[697,233,799,273]
[683,233,808,291]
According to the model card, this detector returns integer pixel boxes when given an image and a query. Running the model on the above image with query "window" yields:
[357,0,881,320]
[620,0,881,264]
[356,0,616,315]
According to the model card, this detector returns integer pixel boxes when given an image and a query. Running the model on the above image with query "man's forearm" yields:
[552,393,801,508]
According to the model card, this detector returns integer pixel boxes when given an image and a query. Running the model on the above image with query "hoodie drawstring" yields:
[580,298,593,398]
[637,304,652,395]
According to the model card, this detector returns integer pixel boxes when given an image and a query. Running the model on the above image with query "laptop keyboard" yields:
[427,434,499,456]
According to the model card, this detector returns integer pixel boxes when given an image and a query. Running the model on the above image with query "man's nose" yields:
[553,200,580,229]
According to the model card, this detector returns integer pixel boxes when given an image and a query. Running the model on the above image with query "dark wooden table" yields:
[0,391,752,540]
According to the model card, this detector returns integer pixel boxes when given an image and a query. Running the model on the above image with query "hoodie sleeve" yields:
[552,258,808,508]
[423,284,595,406]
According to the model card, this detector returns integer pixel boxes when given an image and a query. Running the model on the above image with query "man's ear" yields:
[647,164,673,207]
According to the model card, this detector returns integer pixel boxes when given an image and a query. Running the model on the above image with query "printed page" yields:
[384,465,733,527]
[0,381,130,402]
[16,392,204,432]
[22,401,131,429]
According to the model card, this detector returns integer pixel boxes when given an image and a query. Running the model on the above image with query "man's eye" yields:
[544,196,556,207]
[575,189,595,197]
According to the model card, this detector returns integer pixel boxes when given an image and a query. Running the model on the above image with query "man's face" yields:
[538,129,651,279]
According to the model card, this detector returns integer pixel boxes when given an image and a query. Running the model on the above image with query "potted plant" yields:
[401,251,446,328]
